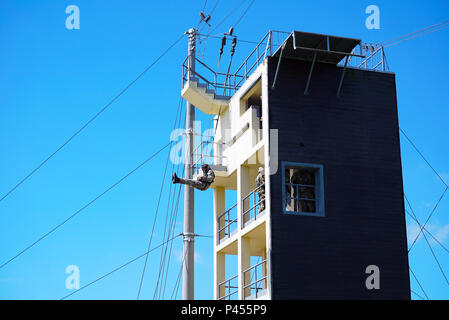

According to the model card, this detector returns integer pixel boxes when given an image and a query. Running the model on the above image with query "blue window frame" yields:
[281,162,325,217]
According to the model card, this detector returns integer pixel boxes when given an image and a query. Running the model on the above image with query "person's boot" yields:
[172,173,180,184]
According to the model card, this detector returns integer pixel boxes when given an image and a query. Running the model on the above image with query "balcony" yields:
[217,260,268,300]
[218,275,239,300]
[242,183,265,228]
[243,260,268,300]
[192,139,227,174]
[216,183,265,244]
[217,203,237,244]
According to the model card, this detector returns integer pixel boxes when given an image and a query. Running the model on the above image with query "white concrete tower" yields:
[181,32,274,300]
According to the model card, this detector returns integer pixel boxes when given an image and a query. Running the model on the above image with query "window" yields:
[239,78,263,142]
[282,162,325,217]
[240,78,262,117]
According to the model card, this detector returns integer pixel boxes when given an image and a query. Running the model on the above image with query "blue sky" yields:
[0,0,448,300]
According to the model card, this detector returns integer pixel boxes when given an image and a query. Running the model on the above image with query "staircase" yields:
[181,77,230,115]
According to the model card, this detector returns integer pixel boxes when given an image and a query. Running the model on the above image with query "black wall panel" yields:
[267,57,410,299]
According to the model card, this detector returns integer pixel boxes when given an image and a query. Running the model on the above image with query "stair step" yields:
[215,94,231,100]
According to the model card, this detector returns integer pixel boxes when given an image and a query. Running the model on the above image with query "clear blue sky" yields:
[0,0,448,300]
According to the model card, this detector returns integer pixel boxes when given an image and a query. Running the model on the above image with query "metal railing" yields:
[217,203,238,243]
[218,275,239,300]
[242,183,265,228]
[192,139,227,174]
[183,31,389,100]
[182,56,245,96]
[233,30,290,88]
[243,260,267,300]
[182,30,290,97]
[339,43,389,72]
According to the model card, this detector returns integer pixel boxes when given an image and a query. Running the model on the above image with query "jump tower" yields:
[181,29,410,300]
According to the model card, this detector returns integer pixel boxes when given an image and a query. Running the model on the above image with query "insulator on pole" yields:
[219,35,227,56]
[230,37,237,56]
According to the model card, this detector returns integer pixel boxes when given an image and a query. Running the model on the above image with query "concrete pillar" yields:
[214,187,226,243]
[215,252,226,300]
[213,187,226,300]
[237,165,251,228]
[261,250,267,290]
[238,236,251,300]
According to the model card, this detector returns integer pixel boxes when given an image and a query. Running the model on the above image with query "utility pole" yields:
[183,27,196,300]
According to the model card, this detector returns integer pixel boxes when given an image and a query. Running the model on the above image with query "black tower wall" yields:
[267,57,410,299]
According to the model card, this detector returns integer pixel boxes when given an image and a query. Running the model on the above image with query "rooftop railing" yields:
[338,42,389,72]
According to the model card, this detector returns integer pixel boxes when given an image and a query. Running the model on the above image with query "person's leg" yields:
[258,192,265,212]
[178,178,207,191]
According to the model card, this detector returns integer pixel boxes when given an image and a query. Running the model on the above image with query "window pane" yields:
[284,164,322,215]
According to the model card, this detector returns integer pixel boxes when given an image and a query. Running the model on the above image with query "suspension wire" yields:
[223,37,237,95]
[411,289,426,300]
[0,33,185,205]
[170,234,213,300]
[60,234,181,300]
[399,128,449,253]
[214,35,228,89]
[382,19,449,46]
[153,108,186,299]
[171,241,189,300]
[198,0,222,59]
[158,174,185,299]
[157,98,189,299]
[0,142,171,271]
[233,0,255,28]
[160,108,188,299]
[404,195,449,285]
[409,267,430,300]
[156,182,182,299]
[383,20,449,48]
[405,210,449,255]
[136,97,184,299]
[409,188,448,255]
[199,33,259,44]
[400,128,448,188]
[213,36,237,138]
[168,233,213,300]
[210,0,247,35]
[152,168,177,299]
